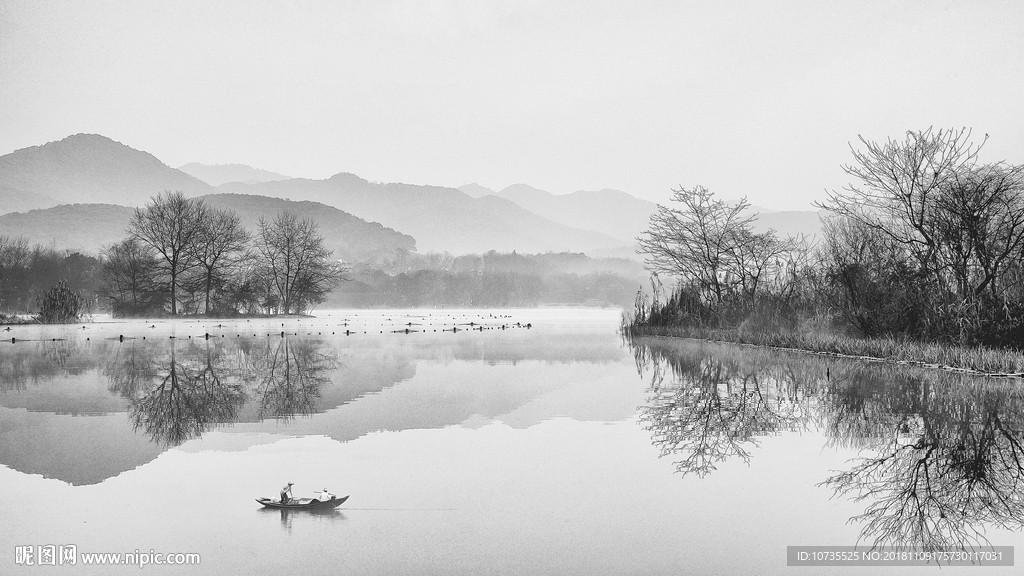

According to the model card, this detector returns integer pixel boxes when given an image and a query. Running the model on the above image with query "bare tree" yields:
[728,227,792,306]
[638,186,756,306]
[191,208,251,315]
[936,163,1024,302]
[129,191,208,315]
[820,128,1024,343]
[0,235,31,268]
[101,237,160,315]
[255,211,346,314]
[819,128,984,282]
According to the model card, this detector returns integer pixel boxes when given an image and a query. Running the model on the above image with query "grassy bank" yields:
[622,322,1024,377]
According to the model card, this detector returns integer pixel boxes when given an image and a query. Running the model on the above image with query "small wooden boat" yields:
[256,495,349,509]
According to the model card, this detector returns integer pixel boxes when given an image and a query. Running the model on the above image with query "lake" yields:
[1,308,1022,574]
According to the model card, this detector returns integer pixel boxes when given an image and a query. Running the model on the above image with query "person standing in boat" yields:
[318,488,333,502]
[280,482,294,504]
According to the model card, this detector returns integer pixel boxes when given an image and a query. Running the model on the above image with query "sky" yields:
[1,0,1022,210]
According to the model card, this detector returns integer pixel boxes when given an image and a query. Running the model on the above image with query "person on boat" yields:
[318,488,333,502]
[280,482,294,504]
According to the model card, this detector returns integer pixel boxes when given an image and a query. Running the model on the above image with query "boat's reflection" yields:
[257,506,347,532]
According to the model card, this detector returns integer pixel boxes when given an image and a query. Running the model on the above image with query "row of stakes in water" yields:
[4,321,532,343]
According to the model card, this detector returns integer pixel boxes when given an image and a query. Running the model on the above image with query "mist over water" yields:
[1,309,1022,574]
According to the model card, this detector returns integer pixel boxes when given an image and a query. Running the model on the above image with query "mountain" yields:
[495,184,658,244]
[491,182,824,244]
[0,134,211,214]
[216,174,628,255]
[178,162,291,186]
[0,196,414,263]
[456,183,497,198]
[201,194,414,262]
[727,198,780,214]
[0,187,60,214]
[0,204,135,252]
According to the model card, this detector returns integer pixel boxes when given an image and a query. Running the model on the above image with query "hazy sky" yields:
[1,0,1022,209]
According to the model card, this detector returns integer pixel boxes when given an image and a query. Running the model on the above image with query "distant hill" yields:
[200,193,414,263]
[495,184,658,244]
[727,198,780,214]
[0,186,60,215]
[0,204,134,252]
[217,174,628,255]
[178,162,291,186]
[0,134,211,214]
[456,183,497,198]
[0,196,414,262]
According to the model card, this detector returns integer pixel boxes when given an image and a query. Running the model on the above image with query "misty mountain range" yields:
[177,162,291,186]
[0,134,824,259]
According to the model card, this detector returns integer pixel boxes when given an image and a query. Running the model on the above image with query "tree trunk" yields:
[204,270,212,315]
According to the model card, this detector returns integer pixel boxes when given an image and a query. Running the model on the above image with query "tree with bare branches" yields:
[191,208,251,315]
[819,127,985,276]
[255,211,346,314]
[638,186,757,306]
[819,128,1024,343]
[101,237,161,315]
[129,191,208,315]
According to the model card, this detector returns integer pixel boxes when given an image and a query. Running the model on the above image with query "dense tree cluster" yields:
[820,128,1024,345]
[636,128,1024,348]
[0,235,101,317]
[105,191,346,317]
[1,227,642,317]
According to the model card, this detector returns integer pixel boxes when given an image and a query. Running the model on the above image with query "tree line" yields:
[634,128,1024,348]
[0,236,101,320]
[336,268,635,308]
[104,191,345,317]
[334,249,643,308]
[2,193,642,320]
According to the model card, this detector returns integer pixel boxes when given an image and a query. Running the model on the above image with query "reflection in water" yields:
[105,337,337,446]
[257,506,347,533]
[628,337,1024,551]
[634,343,808,477]
[243,338,337,421]
[107,341,247,446]
[0,338,87,391]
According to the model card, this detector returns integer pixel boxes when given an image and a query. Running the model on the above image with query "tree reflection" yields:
[104,336,338,444]
[0,338,88,391]
[822,374,1024,551]
[244,337,337,420]
[107,341,247,446]
[638,343,808,477]
[628,336,1024,551]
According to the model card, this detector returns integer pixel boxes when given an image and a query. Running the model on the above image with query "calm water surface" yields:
[1,309,1022,574]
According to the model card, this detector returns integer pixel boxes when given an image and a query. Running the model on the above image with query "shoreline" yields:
[622,324,1024,378]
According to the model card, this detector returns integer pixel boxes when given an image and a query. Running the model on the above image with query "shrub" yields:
[37,280,84,324]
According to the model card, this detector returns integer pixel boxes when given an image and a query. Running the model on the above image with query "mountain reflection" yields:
[628,337,1024,551]
[105,337,337,446]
